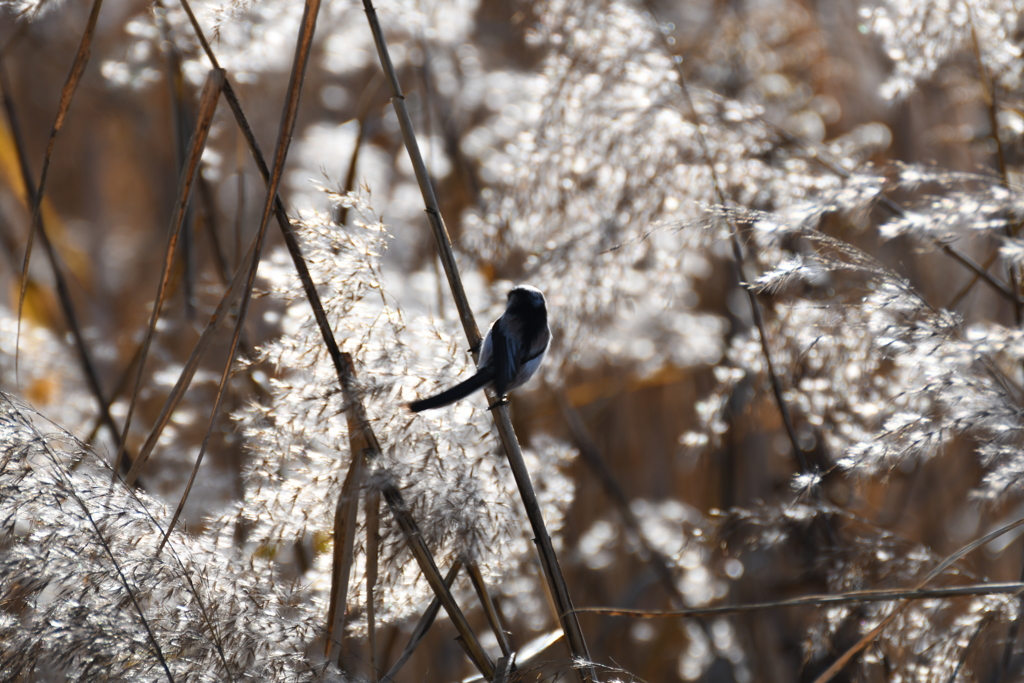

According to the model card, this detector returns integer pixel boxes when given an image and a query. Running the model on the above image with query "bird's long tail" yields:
[406,368,494,412]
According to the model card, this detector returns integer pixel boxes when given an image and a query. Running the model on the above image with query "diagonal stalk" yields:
[326,423,368,662]
[16,0,104,377]
[122,229,258,488]
[32,434,176,683]
[171,1,507,677]
[362,3,596,678]
[339,355,495,678]
[365,487,381,681]
[112,68,224,480]
[640,0,809,474]
[381,561,462,682]
[0,35,140,474]
[813,514,1024,683]
[157,0,323,555]
[575,581,1024,619]
[466,559,512,658]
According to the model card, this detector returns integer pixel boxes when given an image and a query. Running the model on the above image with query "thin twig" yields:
[336,71,384,227]
[574,581,1024,619]
[71,493,176,683]
[84,340,143,445]
[122,229,258,488]
[947,249,999,309]
[813,514,1024,683]
[414,39,448,317]
[197,174,234,288]
[156,0,198,320]
[641,0,809,473]
[556,387,687,606]
[556,385,733,664]
[77,417,237,682]
[363,2,478,338]
[939,11,1019,312]
[950,613,994,683]
[968,11,1011,191]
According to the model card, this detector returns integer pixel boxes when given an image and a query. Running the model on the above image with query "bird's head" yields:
[507,285,547,312]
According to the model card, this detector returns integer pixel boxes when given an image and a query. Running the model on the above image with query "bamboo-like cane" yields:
[362,2,596,680]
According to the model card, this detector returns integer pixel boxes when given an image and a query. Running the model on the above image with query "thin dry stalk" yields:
[643,0,809,474]
[935,15,1017,312]
[365,487,381,681]
[466,560,512,658]
[326,431,367,663]
[89,411,238,681]
[381,561,463,681]
[15,0,103,374]
[197,173,235,289]
[362,3,596,678]
[937,240,1019,303]
[362,2,478,338]
[1,22,141,473]
[813,514,1024,683]
[0,58,40,278]
[156,0,198,320]
[112,67,225,481]
[947,249,1000,309]
[122,230,258,487]
[954,613,998,683]
[576,581,1024,619]
[336,71,384,227]
[157,0,324,554]
[556,387,685,605]
[968,11,1011,192]
[84,340,143,444]
[76,502,175,683]
[41,444,176,683]
[338,355,495,678]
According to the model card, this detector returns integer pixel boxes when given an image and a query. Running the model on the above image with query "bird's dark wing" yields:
[490,322,520,396]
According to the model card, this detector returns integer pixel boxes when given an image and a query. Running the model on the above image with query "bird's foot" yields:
[487,396,509,410]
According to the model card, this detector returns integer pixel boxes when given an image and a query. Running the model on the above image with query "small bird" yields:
[407,285,551,412]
